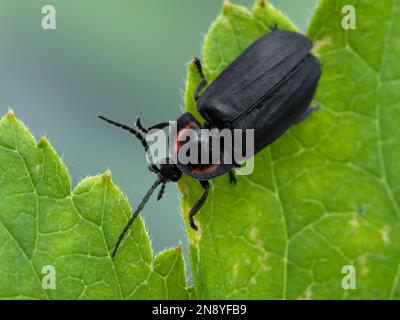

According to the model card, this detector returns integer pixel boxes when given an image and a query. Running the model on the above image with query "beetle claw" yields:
[229,171,237,185]
[190,219,199,231]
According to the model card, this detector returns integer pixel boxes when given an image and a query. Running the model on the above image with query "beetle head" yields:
[159,158,182,182]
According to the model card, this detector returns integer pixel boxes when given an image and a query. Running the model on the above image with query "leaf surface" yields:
[180,0,400,299]
[0,111,189,299]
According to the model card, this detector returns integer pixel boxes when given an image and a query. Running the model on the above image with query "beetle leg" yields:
[189,180,210,230]
[136,116,169,133]
[233,160,242,168]
[193,57,208,101]
[294,103,320,124]
[229,170,237,185]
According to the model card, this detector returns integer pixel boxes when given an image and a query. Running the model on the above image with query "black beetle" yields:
[98,30,321,257]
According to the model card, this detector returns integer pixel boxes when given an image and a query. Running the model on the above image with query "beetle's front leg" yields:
[193,57,208,101]
[189,180,210,230]
[294,103,320,124]
[228,160,243,185]
[229,170,237,185]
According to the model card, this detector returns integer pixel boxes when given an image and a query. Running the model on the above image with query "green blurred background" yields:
[0,0,318,256]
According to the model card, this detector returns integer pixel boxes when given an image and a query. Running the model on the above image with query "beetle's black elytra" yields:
[98,30,321,257]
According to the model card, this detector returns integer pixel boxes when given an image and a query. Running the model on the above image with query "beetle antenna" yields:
[97,115,156,166]
[112,177,163,258]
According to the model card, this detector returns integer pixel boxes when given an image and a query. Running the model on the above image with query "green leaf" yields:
[0,111,189,299]
[2,0,400,301]
[180,0,400,299]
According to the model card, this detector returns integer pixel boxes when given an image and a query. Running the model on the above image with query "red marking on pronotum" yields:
[174,121,197,152]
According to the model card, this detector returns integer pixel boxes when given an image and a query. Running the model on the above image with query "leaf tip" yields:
[188,57,198,69]
[257,0,267,8]
[222,0,233,14]
[103,170,113,183]
[38,136,49,148]
[6,109,15,122]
